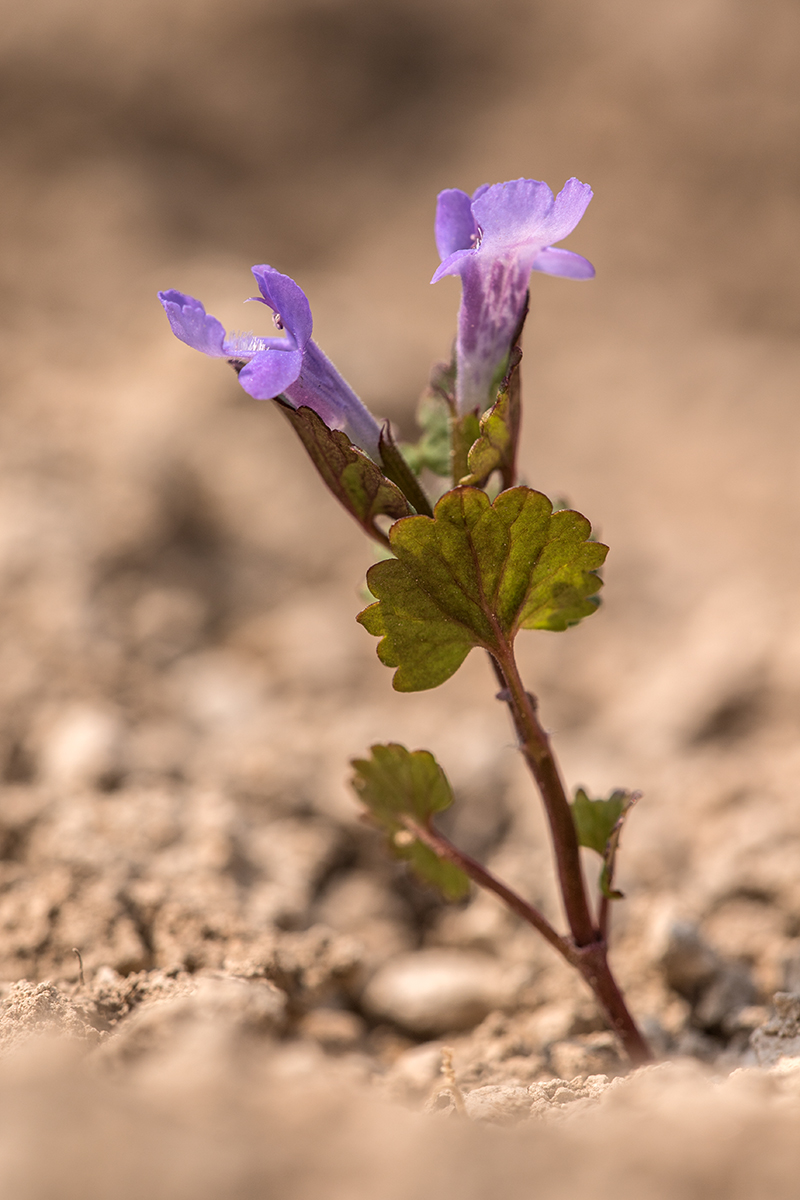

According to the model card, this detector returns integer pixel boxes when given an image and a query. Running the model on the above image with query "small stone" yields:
[361,949,522,1037]
[298,1007,364,1050]
[551,1087,577,1104]
[39,705,125,789]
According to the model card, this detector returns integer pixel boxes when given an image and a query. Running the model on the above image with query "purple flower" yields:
[159,266,382,460]
[431,177,595,414]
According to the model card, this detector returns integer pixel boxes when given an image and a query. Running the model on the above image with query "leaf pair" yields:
[351,743,469,900]
[358,486,607,691]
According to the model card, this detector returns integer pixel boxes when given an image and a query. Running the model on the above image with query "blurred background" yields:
[0,0,799,1048]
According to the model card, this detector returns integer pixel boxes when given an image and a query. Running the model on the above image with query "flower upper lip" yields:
[431,177,595,284]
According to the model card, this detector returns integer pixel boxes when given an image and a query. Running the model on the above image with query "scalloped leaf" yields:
[282,405,411,544]
[350,743,470,900]
[357,486,607,691]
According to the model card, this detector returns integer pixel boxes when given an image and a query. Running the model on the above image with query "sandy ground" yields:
[0,0,799,1193]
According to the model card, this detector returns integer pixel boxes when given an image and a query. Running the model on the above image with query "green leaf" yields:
[351,743,470,900]
[461,347,521,488]
[571,787,638,900]
[281,405,411,545]
[451,410,481,485]
[397,840,471,902]
[357,486,607,691]
[571,788,627,856]
[352,742,455,824]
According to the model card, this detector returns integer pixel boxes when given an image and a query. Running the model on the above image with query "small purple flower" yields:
[431,177,595,414]
[159,266,382,460]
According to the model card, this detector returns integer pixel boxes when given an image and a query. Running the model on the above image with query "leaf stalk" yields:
[404,817,572,960]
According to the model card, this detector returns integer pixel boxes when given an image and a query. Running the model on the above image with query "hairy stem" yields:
[409,813,651,1065]
[572,943,652,1065]
[490,645,596,947]
[488,646,652,1065]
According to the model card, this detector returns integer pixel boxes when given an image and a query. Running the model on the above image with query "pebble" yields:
[361,949,522,1036]
[298,1007,365,1050]
[39,704,125,789]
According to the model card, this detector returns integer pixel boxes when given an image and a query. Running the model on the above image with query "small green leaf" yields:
[351,743,470,900]
[281,405,411,545]
[571,788,627,856]
[460,389,512,486]
[571,787,638,900]
[352,742,455,824]
[461,347,522,488]
[357,486,607,691]
[397,840,471,901]
[451,410,481,485]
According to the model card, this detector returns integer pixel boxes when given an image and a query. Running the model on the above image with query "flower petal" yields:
[435,189,479,260]
[531,246,595,280]
[286,341,382,461]
[452,255,530,413]
[158,290,228,357]
[535,177,593,245]
[250,266,313,350]
[430,247,475,285]
[470,178,555,255]
[237,347,305,400]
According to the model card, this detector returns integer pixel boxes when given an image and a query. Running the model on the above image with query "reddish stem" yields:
[487,645,652,1065]
[409,814,651,1065]
[405,818,572,961]
[491,645,596,947]
[572,942,652,1065]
